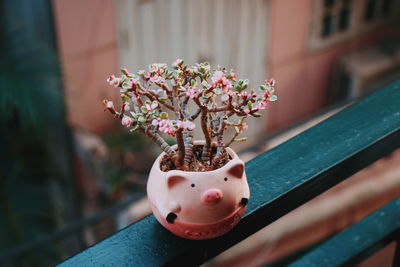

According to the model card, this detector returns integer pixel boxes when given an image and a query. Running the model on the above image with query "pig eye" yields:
[191,183,195,188]
[224,177,228,181]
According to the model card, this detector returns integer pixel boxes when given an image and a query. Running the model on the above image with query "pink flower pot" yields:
[147,141,250,240]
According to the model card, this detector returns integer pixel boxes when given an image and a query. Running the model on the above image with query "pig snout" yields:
[201,188,223,204]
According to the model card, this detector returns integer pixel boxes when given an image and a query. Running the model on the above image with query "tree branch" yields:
[190,108,202,121]
[141,126,175,156]
[176,129,185,167]
[201,108,212,164]
[170,85,186,165]
[182,130,194,170]
[224,117,246,148]
[207,105,230,112]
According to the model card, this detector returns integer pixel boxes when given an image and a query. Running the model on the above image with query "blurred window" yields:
[364,0,393,21]
[363,0,377,21]
[382,0,393,16]
[322,13,334,37]
[320,0,353,38]
[324,0,336,8]
[310,0,400,50]
[338,6,351,31]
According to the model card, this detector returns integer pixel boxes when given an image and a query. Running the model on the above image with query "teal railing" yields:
[58,81,400,266]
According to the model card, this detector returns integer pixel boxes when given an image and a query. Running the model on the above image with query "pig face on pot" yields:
[147,143,250,240]
[165,161,248,224]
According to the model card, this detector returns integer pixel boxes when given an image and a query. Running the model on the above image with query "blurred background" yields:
[1,0,399,266]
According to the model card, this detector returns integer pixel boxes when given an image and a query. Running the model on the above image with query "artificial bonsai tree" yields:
[103,59,277,172]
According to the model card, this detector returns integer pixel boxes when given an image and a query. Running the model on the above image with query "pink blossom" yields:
[167,128,178,135]
[238,92,251,98]
[154,119,178,136]
[269,78,276,86]
[180,120,196,130]
[124,78,139,89]
[163,125,178,135]
[156,119,195,135]
[124,103,130,111]
[228,71,237,79]
[131,78,139,86]
[149,63,167,75]
[185,87,197,98]
[186,121,196,130]
[186,66,195,75]
[194,63,210,73]
[145,101,158,111]
[240,121,248,131]
[263,90,272,99]
[175,120,183,128]
[106,101,114,109]
[107,75,121,87]
[107,75,115,83]
[211,71,224,84]
[121,116,132,127]
[222,77,232,89]
[121,68,133,77]
[211,70,232,90]
[158,119,176,135]
[201,63,210,72]
[265,78,276,87]
[150,75,163,84]
[257,101,268,110]
[243,108,250,114]
[138,70,150,80]
[172,58,183,67]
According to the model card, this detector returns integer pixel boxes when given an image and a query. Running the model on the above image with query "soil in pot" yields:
[160,144,231,172]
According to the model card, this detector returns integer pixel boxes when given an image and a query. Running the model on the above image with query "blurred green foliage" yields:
[102,129,157,192]
[0,0,80,266]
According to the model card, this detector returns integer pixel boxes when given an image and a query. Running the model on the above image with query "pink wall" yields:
[53,0,119,133]
[266,0,400,131]
[53,0,399,134]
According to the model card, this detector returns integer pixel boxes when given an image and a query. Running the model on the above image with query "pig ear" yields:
[228,162,244,178]
[167,175,186,189]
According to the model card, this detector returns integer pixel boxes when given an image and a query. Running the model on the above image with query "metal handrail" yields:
[58,81,400,266]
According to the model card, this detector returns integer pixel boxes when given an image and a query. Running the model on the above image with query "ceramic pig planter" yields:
[147,142,250,240]
[103,61,276,239]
